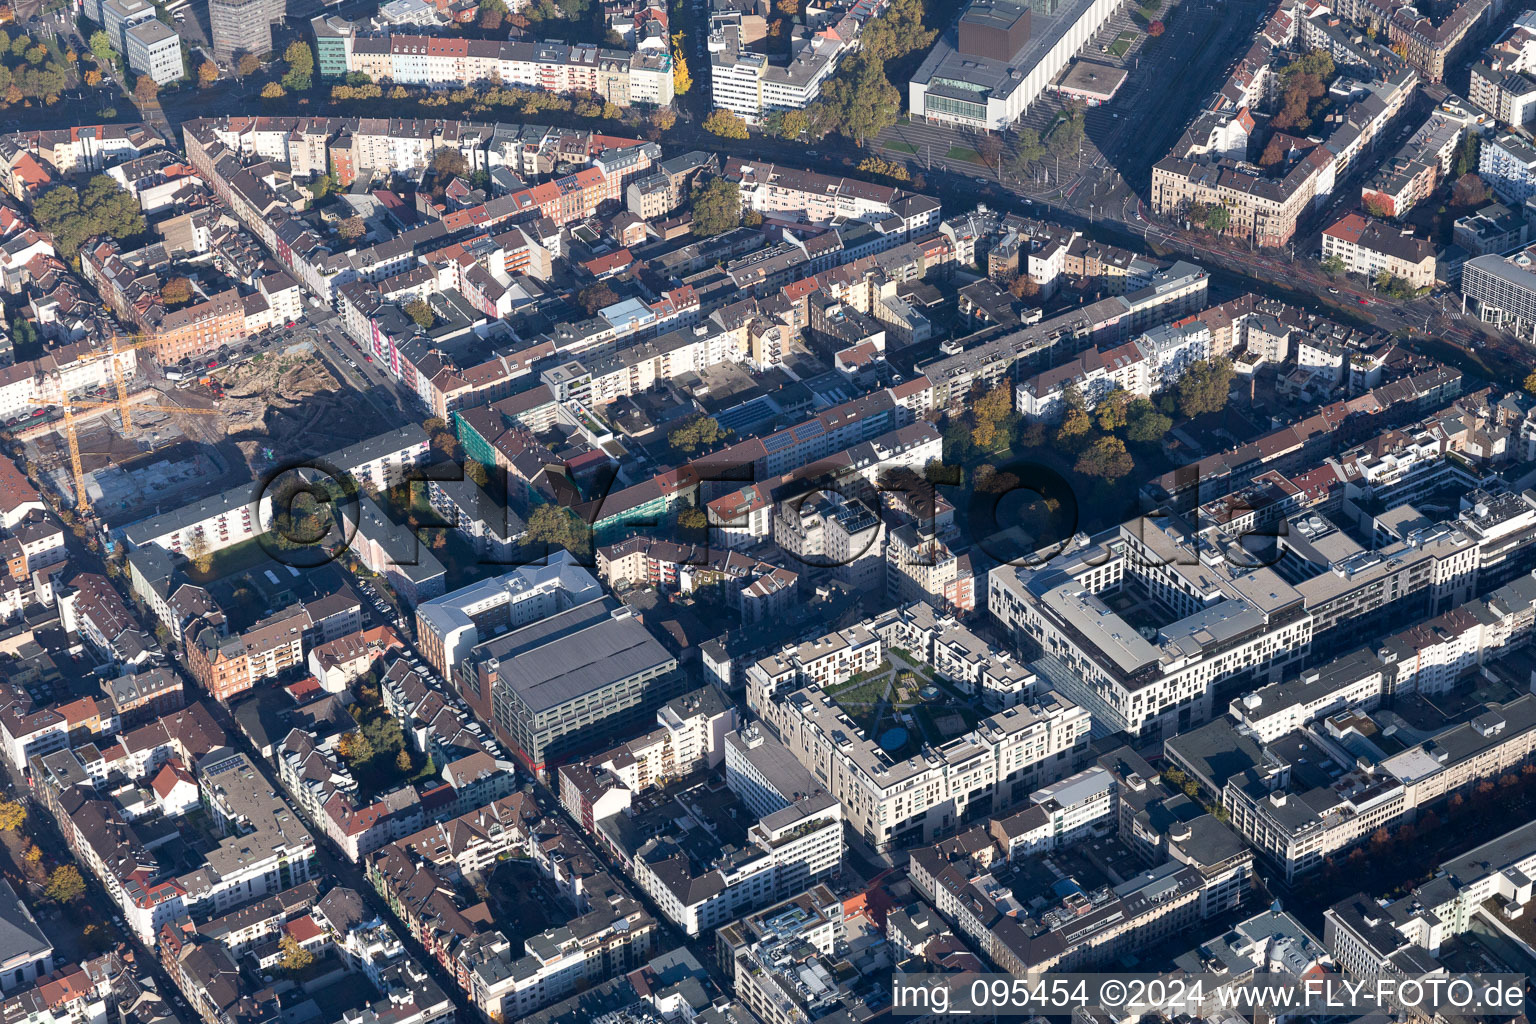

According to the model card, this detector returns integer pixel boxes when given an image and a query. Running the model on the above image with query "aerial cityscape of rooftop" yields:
[3,0,1536,1018]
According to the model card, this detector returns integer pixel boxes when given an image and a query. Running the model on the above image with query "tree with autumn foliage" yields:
[337,731,374,765]
[279,935,315,972]
[0,800,24,831]
[704,109,746,138]
[969,385,1012,450]
[197,60,218,87]
[671,32,691,94]
[1075,436,1133,481]
[1259,134,1287,167]
[44,866,84,904]
[161,276,193,308]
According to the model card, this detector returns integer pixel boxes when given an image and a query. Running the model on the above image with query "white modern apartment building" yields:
[117,425,430,557]
[413,551,604,679]
[628,793,843,935]
[747,622,1091,852]
[1173,693,1536,882]
[1481,131,1536,204]
[871,602,1035,711]
[1325,818,1536,981]
[344,33,674,107]
[989,521,1314,742]
[707,0,872,123]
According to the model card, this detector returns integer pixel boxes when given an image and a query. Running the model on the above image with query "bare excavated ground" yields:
[219,353,394,472]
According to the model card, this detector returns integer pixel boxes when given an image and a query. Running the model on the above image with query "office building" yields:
[125,20,184,86]
[209,0,272,61]
[910,0,1130,130]
[1463,246,1536,338]
[456,596,682,773]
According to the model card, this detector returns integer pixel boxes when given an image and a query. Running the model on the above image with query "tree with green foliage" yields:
[88,31,114,69]
[1176,357,1235,418]
[526,504,591,558]
[1075,436,1134,481]
[404,298,435,330]
[815,52,900,144]
[1047,106,1085,176]
[44,866,85,904]
[309,173,337,203]
[859,0,935,60]
[691,177,741,236]
[479,0,509,28]
[1006,128,1045,180]
[1454,132,1481,178]
[282,40,314,91]
[1321,253,1345,277]
[1124,398,1172,443]
[1095,388,1132,432]
[669,415,726,453]
[765,108,812,140]
[32,176,145,259]
[1373,271,1419,299]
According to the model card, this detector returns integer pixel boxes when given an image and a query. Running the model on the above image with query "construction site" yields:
[22,349,395,525]
[218,350,395,473]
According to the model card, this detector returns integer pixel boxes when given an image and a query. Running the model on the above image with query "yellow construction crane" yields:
[59,396,218,513]
[106,333,163,433]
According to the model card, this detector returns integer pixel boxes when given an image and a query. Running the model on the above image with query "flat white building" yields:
[910,0,1129,130]
[125,20,184,86]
